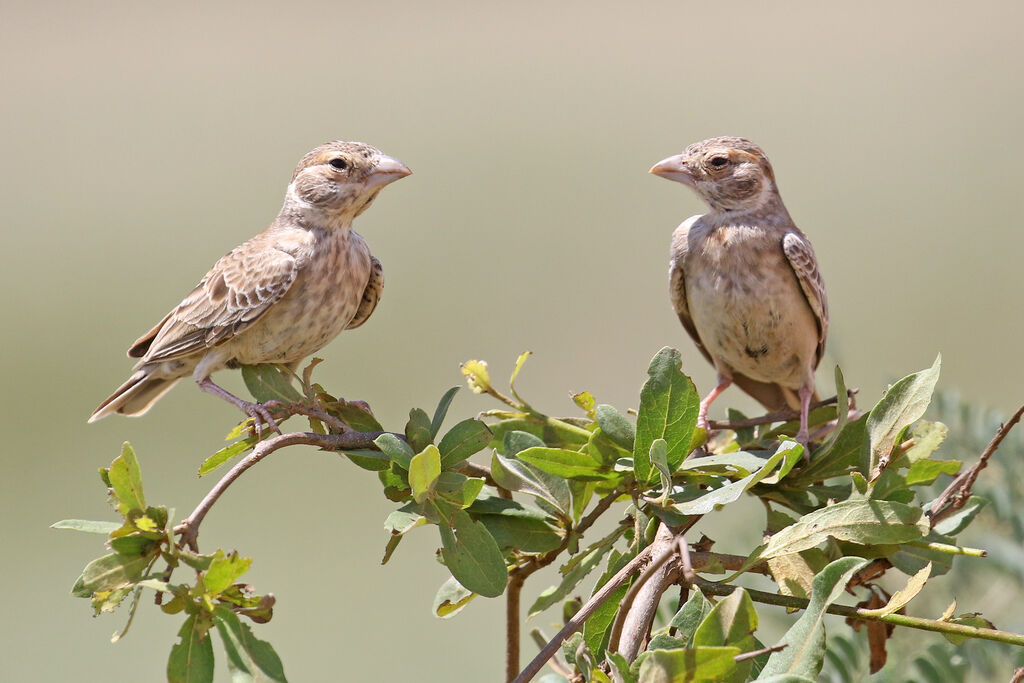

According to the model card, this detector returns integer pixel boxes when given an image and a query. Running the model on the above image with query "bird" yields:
[649,136,827,447]
[90,140,411,434]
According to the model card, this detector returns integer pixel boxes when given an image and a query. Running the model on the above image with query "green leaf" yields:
[693,588,758,682]
[212,606,286,682]
[436,507,507,598]
[491,451,572,517]
[167,615,214,683]
[51,519,120,534]
[324,398,383,432]
[240,364,303,403]
[199,435,257,477]
[374,433,415,470]
[108,442,146,515]
[382,506,426,564]
[409,445,442,504]
[432,576,476,618]
[792,415,867,483]
[595,404,635,451]
[858,562,931,617]
[650,438,672,503]
[430,386,461,439]
[517,447,614,481]
[573,391,596,417]
[79,552,150,593]
[758,500,928,561]
[478,514,562,553]
[405,408,433,453]
[671,588,715,646]
[669,443,792,515]
[865,355,941,477]
[204,551,252,596]
[634,348,700,483]
[905,459,961,486]
[343,450,390,471]
[438,419,493,468]
[509,350,532,402]
[636,647,741,682]
[761,557,867,679]
[931,496,987,536]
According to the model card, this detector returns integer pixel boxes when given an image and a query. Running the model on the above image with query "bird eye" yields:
[709,156,729,168]
[329,158,348,170]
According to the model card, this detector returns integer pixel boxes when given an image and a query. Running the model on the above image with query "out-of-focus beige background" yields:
[2,1,1022,680]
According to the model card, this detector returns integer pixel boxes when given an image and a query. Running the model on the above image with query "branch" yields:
[708,391,856,430]
[505,489,621,681]
[928,403,1024,526]
[511,545,654,683]
[693,579,1024,647]
[174,429,390,550]
[612,523,678,661]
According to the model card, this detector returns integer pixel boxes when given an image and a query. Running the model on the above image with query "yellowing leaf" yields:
[460,360,491,394]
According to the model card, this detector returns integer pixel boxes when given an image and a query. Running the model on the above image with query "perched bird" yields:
[90,141,411,433]
[650,137,827,446]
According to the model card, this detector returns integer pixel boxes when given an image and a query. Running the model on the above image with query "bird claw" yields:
[244,401,283,438]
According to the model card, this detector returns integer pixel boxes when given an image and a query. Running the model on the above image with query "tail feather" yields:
[89,371,180,422]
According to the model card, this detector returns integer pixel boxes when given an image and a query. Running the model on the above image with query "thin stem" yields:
[506,572,525,683]
[610,524,678,661]
[929,403,1024,525]
[511,546,654,683]
[694,579,1024,647]
[906,541,987,557]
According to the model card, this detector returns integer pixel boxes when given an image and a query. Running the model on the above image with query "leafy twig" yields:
[707,391,857,430]
[693,579,1024,647]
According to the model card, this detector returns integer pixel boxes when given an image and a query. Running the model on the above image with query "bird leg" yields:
[796,384,813,456]
[698,376,733,432]
[197,376,283,437]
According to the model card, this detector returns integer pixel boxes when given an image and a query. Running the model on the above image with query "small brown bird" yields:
[90,141,411,432]
[650,137,827,446]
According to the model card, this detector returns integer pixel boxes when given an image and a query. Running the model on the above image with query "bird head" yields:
[650,136,778,213]
[286,141,412,221]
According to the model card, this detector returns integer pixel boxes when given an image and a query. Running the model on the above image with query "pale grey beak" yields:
[649,154,694,187]
[366,155,412,189]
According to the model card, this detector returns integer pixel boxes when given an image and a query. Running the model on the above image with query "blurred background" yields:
[2,1,1022,680]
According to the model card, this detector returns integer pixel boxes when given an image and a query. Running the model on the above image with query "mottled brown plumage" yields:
[651,136,827,446]
[90,141,411,431]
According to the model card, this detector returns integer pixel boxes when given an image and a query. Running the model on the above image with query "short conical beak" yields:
[649,154,694,187]
[366,155,412,189]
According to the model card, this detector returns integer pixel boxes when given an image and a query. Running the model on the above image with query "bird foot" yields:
[244,401,283,439]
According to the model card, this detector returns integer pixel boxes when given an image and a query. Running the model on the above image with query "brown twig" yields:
[174,429,389,550]
[733,642,787,662]
[506,572,525,683]
[708,391,856,430]
[510,545,654,683]
[611,524,679,661]
[505,489,621,682]
[928,403,1024,526]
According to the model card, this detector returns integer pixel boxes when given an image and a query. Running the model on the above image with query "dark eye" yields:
[709,156,729,168]
[329,158,348,170]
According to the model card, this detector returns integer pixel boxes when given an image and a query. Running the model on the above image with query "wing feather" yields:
[129,236,299,364]
[782,230,829,367]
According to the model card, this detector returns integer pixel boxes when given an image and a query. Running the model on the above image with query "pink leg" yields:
[698,376,732,432]
[197,377,282,437]
[796,384,813,455]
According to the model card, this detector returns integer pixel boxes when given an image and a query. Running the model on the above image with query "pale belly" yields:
[225,238,371,365]
[685,259,817,389]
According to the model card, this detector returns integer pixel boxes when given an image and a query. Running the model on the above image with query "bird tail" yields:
[732,373,817,412]
[89,370,180,422]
